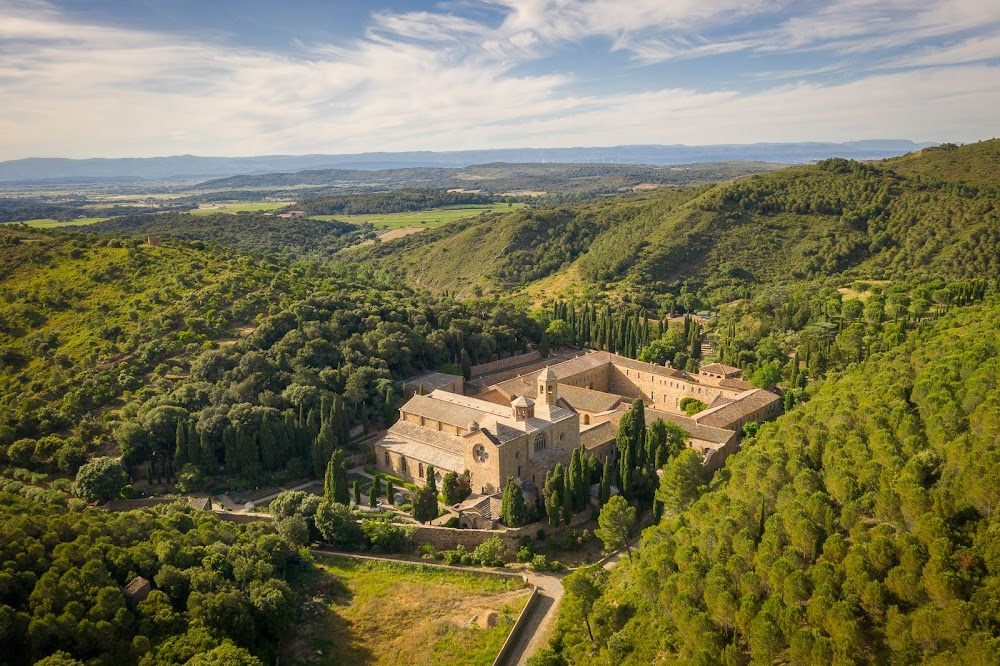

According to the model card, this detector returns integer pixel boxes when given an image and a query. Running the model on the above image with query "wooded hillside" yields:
[547,295,1000,664]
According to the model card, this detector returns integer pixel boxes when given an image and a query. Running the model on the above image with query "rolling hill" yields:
[348,140,1000,299]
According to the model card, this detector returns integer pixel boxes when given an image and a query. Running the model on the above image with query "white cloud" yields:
[0,0,997,158]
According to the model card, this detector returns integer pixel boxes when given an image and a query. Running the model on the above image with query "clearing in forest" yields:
[284,555,531,666]
[312,202,525,229]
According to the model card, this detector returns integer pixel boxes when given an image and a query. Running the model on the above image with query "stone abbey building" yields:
[375,351,782,501]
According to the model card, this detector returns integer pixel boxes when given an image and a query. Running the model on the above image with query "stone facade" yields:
[376,352,782,505]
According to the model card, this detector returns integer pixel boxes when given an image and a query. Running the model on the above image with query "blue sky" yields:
[1,0,998,158]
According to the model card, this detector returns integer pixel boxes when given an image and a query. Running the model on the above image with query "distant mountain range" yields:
[0,141,938,182]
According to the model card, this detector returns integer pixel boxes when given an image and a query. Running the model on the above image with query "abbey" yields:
[374,351,782,499]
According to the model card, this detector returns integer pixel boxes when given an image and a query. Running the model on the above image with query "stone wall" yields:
[471,351,542,379]
[492,585,540,666]
[410,509,591,551]
[213,510,272,524]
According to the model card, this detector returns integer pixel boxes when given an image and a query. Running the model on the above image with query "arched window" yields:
[401,458,408,474]
[533,433,546,452]
[384,452,390,466]
[418,463,424,478]
[583,414,590,425]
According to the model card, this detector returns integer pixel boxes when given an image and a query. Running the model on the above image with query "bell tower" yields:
[538,367,558,405]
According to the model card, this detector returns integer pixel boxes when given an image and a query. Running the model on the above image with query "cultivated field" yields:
[313,202,525,229]
[285,555,531,666]
[6,217,109,228]
[191,201,291,215]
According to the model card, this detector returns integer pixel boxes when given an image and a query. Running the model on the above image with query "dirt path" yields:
[503,537,638,666]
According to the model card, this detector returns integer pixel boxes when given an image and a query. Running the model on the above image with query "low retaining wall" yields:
[214,510,272,524]
[411,510,591,551]
[493,585,540,666]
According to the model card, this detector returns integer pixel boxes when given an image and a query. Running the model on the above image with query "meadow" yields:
[190,201,292,215]
[313,202,525,229]
[284,555,531,666]
[6,217,109,228]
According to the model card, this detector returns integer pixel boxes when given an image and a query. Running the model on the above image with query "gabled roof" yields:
[700,362,742,376]
[580,421,616,450]
[692,388,781,428]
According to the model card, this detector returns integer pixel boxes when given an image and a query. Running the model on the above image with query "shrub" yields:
[474,536,509,565]
[443,551,462,565]
[460,554,474,565]
[517,546,534,563]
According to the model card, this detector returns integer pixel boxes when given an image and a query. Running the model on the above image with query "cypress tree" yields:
[460,349,472,381]
[576,446,590,509]
[500,476,529,527]
[426,464,437,495]
[619,444,633,499]
[369,479,378,508]
[325,450,349,504]
[174,421,188,468]
[561,483,574,524]
[386,480,395,505]
[353,480,361,506]
[199,430,216,472]
[545,490,562,526]
[186,421,198,466]
[568,448,583,511]
[600,456,613,506]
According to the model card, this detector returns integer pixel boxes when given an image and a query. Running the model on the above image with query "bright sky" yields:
[1,0,998,159]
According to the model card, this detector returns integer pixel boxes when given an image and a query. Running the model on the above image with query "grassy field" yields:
[5,217,110,228]
[313,203,525,230]
[284,555,531,666]
[190,202,291,215]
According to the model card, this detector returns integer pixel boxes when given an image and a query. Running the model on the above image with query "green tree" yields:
[314,500,364,549]
[276,514,310,549]
[426,464,437,496]
[500,476,529,527]
[562,564,608,642]
[324,450,349,504]
[73,457,129,502]
[442,471,461,505]
[460,349,472,381]
[679,397,708,416]
[411,486,438,523]
[474,535,509,565]
[751,361,784,388]
[368,478,378,508]
[176,463,205,493]
[353,480,361,506]
[656,448,703,513]
[595,495,636,561]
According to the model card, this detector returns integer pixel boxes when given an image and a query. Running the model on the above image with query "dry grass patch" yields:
[284,555,531,666]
